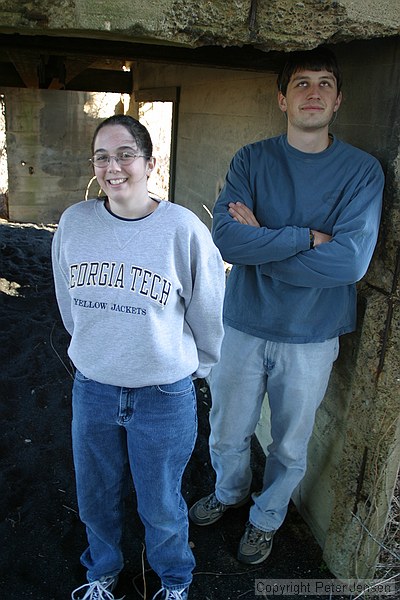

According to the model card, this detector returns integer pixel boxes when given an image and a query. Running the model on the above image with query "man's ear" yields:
[278,91,287,113]
[333,91,343,113]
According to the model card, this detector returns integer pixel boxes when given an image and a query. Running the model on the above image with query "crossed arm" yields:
[228,201,332,247]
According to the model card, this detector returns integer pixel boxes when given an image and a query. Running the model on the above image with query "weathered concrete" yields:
[322,288,400,578]
[134,64,283,225]
[3,87,103,222]
[0,1,399,52]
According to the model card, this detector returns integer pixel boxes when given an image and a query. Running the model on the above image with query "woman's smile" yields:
[106,177,128,186]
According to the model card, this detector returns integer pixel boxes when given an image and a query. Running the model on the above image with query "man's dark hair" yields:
[277,46,342,96]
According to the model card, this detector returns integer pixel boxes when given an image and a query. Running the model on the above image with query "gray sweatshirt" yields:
[52,199,225,388]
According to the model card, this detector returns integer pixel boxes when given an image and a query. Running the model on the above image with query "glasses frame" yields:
[89,152,147,168]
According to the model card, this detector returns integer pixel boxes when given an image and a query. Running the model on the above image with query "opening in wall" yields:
[139,101,173,202]
[136,88,180,203]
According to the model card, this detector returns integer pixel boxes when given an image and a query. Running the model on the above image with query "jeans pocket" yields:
[156,376,193,396]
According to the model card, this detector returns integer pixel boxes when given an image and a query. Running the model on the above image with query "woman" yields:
[52,114,225,600]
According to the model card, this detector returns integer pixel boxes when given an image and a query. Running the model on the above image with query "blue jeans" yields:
[209,326,339,532]
[72,371,197,591]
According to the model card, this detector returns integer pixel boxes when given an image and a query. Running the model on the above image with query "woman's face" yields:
[92,124,154,204]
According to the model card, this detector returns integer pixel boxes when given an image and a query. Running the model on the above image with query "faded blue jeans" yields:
[209,326,339,533]
[72,370,197,591]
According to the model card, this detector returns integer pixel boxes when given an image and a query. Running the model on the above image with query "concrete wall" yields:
[1,63,283,224]
[1,88,111,222]
[134,62,283,227]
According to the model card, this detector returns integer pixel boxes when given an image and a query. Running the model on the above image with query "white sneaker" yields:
[152,587,189,600]
[71,576,123,600]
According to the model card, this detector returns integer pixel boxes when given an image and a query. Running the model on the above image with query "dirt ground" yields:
[0,219,338,600]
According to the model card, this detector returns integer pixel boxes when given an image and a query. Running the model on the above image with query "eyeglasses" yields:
[90,151,146,168]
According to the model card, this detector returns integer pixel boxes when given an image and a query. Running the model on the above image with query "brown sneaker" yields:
[189,492,250,526]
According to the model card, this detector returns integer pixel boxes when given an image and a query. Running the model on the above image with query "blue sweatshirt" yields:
[212,134,384,343]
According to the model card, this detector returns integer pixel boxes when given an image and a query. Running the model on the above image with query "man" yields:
[189,47,384,565]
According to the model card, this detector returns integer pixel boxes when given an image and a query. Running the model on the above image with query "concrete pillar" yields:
[322,287,400,578]
[292,145,400,578]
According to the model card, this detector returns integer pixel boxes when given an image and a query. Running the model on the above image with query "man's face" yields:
[278,69,342,133]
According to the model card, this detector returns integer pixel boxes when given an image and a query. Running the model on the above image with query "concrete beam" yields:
[0,1,399,53]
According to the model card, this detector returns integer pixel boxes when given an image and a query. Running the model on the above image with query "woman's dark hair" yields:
[91,114,153,158]
[277,47,342,96]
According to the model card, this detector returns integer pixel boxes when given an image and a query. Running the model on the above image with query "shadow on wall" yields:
[0,193,8,219]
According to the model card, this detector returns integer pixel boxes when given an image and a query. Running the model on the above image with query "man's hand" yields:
[227,204,332,248]
[311,229,332,247]
[228,202,260,227]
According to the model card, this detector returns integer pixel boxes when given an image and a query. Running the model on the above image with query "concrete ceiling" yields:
[0,32,285,92]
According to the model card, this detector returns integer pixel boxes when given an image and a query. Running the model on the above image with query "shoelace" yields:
[71,579,123,600]
[204,493,222,510]
[245,524,272,544]
[246,525,263,544]
[152,587,187,600]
